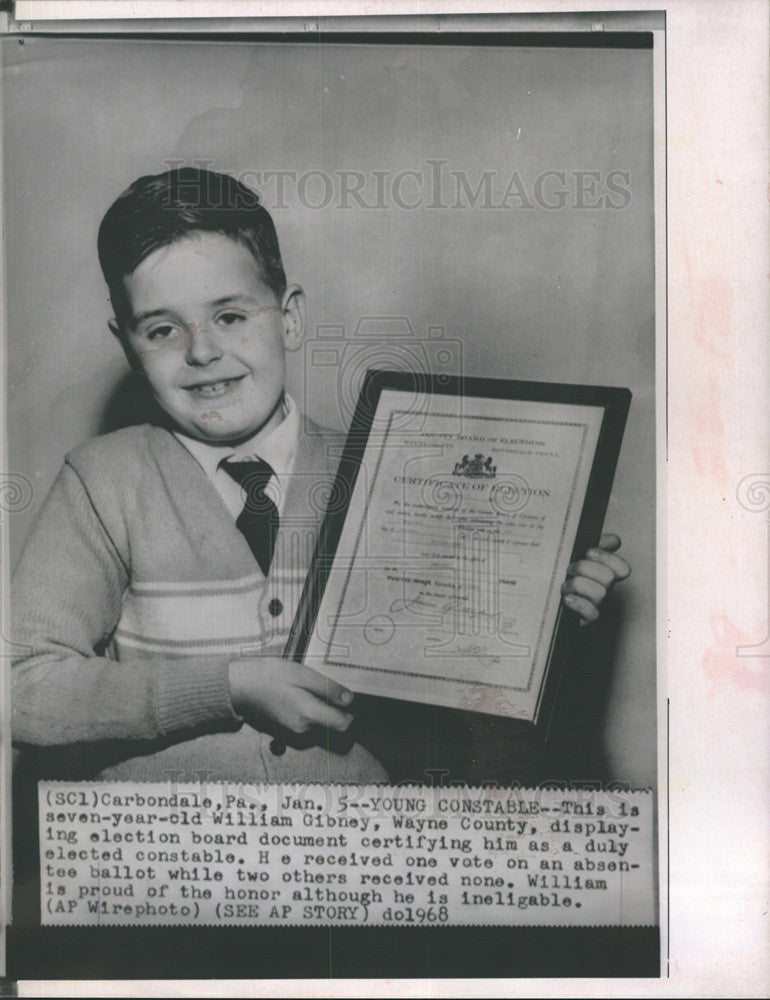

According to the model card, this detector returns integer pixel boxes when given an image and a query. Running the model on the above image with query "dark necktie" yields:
[221,458,279,576]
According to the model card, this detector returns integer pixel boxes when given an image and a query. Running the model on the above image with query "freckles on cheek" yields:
[136,334,186,368]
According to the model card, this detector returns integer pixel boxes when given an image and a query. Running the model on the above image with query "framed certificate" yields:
[289,370,630,729]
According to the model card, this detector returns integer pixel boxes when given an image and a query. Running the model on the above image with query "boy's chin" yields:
[186,422,259,444]
[174,414,278,446]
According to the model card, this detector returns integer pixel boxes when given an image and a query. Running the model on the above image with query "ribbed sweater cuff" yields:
[155,656,242,736]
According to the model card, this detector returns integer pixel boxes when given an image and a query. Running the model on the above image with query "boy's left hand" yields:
[560,533,631,626]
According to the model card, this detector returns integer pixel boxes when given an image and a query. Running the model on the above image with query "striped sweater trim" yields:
[129,569,307,598]
[115,627,292,655]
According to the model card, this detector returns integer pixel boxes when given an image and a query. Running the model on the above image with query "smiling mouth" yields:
[183,375,246,398]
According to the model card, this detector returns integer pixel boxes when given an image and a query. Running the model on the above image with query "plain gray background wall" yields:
[3,36,655,786]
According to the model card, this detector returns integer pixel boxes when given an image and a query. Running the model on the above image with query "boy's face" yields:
[112,232,304,445]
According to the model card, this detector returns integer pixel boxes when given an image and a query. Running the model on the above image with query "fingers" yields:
[562,574,607,626]
[271,688,352,735]
[229,657,355,736]
[562,536,630,627]
[568,552,631,586]
[287,661,354,709]
[594,535,631,580]
[587,546,631,582]
[562,574,607,607]
[292,689,353,734]
[566,558,616,589]
[274,662,354,734]
[562,592,600,625]
[598,532,622,553]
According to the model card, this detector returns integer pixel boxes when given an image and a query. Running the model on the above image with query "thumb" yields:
[598,533,622,553]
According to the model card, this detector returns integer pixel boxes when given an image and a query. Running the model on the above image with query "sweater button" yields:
[268,597,283,617]
[269,737,286,756]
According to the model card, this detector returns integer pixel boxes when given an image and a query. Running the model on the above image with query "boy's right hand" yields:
[228,657,354,736]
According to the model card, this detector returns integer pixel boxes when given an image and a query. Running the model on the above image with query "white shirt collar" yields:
[173,393,299,500]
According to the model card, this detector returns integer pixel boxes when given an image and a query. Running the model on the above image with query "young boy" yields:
[11,167,630,785]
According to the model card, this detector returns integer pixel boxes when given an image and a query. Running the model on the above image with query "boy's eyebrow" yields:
[131,307,172,327]
[210,294,260,307]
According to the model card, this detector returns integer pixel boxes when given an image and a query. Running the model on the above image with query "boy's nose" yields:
[184,325,223,366]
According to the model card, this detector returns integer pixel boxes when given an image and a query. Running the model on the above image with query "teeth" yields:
[188,378,239,398]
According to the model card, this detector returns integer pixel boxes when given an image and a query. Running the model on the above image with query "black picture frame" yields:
[288,369,631,737]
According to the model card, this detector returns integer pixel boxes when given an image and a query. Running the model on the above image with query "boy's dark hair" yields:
[98,167,287,327]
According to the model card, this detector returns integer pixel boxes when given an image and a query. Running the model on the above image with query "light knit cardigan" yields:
[11,419,387,784]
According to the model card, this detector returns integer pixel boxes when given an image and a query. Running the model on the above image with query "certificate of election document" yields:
[291,370,630,727]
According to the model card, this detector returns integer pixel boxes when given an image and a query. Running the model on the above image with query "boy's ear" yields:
[109,317,144,376]
[281,284,306,351]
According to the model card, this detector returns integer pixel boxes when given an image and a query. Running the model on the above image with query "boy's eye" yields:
[147,324,175,341]
[217,311,246,327]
